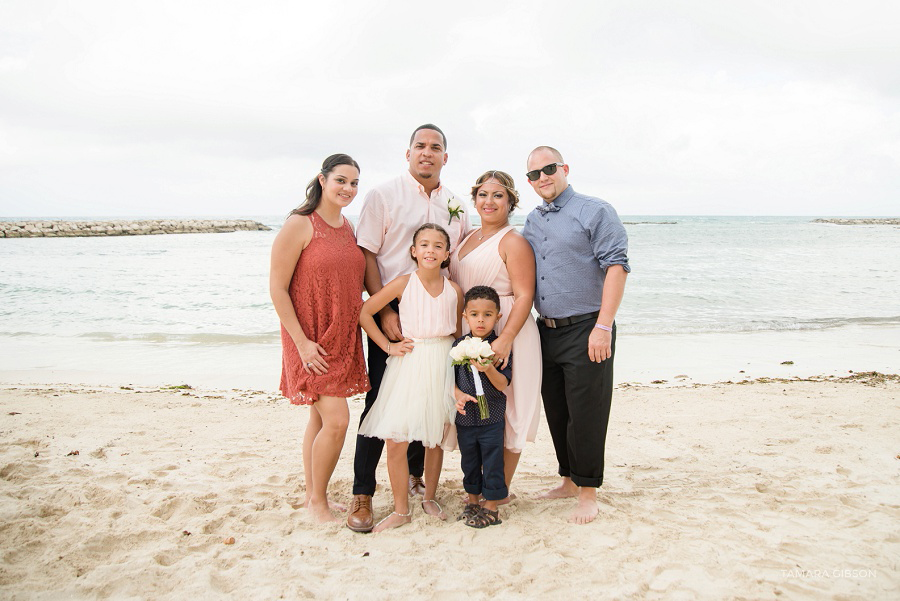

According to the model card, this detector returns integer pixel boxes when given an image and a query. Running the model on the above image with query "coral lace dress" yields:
[279,211,370,404]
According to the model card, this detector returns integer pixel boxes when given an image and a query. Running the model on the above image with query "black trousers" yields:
[538,318,615,488]
[352,308,425,496]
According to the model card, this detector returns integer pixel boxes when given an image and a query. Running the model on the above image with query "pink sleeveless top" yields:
[399,271,458,339]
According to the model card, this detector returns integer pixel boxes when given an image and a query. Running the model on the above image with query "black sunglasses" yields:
[526,162,565,182]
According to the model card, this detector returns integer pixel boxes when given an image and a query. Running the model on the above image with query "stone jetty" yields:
[0,219,271,238]
[813,218,900,226]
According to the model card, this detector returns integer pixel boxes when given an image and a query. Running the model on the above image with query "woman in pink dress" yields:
[449,170,541,501]
[270,154,370,523]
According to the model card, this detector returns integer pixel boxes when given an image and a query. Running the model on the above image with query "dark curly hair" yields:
[464,285,501,311]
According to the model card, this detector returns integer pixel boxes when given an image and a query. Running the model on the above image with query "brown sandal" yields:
[464,507,502,528]
[457,503,481,522]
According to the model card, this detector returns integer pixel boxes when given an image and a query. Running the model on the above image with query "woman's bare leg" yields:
[306,396,349,523]
[504,449,521,488]
[301,404,322,506]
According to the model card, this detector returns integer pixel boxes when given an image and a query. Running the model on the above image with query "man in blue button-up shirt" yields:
[522,145,630,525]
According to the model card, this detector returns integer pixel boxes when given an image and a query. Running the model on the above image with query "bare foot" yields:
[568,498,599,525]
[307,500,340,524]
[373,511,412,532]
[421,499,447,520]
[302,498,347,512]
[326,499,347,512]
[481,493,517,506]
[539,479,578,499]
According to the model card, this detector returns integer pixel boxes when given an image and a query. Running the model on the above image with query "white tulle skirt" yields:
[358,336,455,448]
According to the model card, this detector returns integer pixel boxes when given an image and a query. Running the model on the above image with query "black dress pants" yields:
[538,319,615,488]
[352,308,425,496]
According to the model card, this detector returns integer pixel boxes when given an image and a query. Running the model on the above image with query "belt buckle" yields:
[543,317,557,328]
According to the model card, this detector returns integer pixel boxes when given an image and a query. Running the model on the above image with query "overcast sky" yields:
[1,0,898,217]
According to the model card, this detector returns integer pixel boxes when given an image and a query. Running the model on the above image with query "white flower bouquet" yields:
[449,336,495,419]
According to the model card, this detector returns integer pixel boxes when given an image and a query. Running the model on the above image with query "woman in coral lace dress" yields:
[449,170,541,503]
[269,154,370,523]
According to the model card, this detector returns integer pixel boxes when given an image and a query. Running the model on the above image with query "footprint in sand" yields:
[837,494,862,508]
[202,517,226,534]
[209,571,236,594]
[153,551,183,567]
[768,438,799,445]
[151,497,187,521]
[151,464,179,477]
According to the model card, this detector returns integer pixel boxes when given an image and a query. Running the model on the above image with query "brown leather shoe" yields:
[408,475,426,497]
[347,494,374,532]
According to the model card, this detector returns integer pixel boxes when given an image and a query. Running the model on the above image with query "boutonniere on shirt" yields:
[447,195,463,225]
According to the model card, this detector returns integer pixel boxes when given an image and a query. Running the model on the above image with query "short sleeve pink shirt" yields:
[356,170,471,285]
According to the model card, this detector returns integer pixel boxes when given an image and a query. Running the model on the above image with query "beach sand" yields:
[1,374,898,600]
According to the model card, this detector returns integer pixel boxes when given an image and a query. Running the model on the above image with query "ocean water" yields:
[1,216,898,387]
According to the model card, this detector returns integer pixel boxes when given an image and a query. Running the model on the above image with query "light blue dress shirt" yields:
[522,185,630,318]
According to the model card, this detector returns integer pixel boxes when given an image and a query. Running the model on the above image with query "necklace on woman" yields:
[477,224,506,241]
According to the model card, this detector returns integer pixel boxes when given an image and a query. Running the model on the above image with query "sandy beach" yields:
[1,373,897,600]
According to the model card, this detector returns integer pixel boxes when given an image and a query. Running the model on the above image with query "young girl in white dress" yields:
[358,223,463,532]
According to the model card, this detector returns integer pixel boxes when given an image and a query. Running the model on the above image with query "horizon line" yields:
[3,213,900,220]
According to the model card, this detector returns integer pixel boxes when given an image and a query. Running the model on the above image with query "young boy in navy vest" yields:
[452,285,512,528]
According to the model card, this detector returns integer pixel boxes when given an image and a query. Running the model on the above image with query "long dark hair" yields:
[290,153,360,217]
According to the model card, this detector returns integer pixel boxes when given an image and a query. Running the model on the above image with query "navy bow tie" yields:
[536,202,561,214]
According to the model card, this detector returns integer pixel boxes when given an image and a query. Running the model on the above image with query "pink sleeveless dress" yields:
[358,272,457,448]
[279,212,370,405]
[449,225,542,452]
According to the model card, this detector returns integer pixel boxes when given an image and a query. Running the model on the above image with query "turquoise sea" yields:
[1,215,898,388]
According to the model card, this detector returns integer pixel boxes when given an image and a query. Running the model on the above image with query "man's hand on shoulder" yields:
[588,327,612,363]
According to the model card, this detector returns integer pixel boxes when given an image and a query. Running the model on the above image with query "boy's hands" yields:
[454,386,477,415]
[469,358,494,373]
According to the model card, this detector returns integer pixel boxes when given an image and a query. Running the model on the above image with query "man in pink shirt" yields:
[348,124,471,532]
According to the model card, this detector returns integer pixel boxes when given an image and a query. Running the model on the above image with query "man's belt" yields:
[539,311,599,329]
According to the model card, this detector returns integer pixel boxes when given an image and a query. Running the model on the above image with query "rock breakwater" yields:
[813,218,900,226]
[1,219,272,238]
